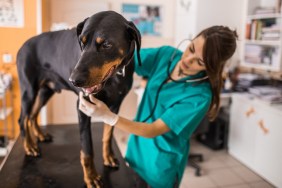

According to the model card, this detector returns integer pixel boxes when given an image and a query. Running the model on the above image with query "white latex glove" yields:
[79,92,119,126]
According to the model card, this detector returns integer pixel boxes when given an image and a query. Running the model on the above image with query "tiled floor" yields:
[113,129,275,188]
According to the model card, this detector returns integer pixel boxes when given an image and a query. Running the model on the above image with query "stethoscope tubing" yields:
[141,39,209,122]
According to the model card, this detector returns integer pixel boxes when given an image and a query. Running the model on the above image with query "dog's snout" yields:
[69,78,84,87]
[69,73,87,87]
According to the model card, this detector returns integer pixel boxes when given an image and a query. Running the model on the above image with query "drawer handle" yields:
[258,120,269,135]
[245,107,255,117]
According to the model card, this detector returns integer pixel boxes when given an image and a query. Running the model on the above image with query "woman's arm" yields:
[79,92,170,138]
[116,118,170,138]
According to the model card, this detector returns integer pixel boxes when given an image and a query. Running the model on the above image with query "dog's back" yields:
[17,29,80,84]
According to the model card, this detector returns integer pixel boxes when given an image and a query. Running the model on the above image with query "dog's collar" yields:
[116,65,126,77]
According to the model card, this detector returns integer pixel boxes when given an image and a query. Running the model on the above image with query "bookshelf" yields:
[242,0,282,71]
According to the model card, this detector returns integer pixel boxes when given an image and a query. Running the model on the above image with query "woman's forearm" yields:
[115,117,170,138]
[78,93,170,137]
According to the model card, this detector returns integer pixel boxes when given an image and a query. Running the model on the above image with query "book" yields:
[251,20,258,40]
[276,0,282,13]
[254,7,276,14]
[246,22,251,39]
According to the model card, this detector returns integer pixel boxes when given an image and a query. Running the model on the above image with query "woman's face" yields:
[180,35,206,76]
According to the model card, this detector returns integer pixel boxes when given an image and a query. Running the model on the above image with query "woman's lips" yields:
[181,61,189,70]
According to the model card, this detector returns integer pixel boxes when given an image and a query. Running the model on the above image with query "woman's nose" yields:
[183,55,194,64]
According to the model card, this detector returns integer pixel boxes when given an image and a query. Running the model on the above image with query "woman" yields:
[79,25,238,188]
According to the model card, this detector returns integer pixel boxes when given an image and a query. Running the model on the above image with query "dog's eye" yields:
[101,41,112,49]
[79,36,87,48]
[80,36,87,44]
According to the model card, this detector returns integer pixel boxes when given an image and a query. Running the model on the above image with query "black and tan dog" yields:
[16,11,141,187]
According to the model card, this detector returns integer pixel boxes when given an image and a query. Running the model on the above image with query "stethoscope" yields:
[167,38,209,83]
[141,39,209,122]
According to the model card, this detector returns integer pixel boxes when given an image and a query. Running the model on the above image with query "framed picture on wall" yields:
[121,3,163,37]
[0,0,24,28]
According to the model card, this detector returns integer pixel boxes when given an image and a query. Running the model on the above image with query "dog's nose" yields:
[69,75,85,87]
[70,79,84,87]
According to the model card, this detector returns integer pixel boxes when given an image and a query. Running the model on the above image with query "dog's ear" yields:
[76,17,89,37]
[76,17,89,50]
[126,21,142,66]
[121,40,136,67]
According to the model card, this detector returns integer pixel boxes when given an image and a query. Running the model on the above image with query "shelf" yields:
[0,146,8,156]
[243,0,282,72]
[247,13,281,20]
[241,62,280,72]
[0,86,11,99]
[245,40,281,46]
[0,140,15,157]
[0,108,12,120]
[0,92,6,99]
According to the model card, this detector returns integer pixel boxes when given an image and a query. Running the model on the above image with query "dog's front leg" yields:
[78,110,102,188]
[102,124,119,168]
[23,117,40,156]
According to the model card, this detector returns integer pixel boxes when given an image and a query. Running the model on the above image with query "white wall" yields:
[197,0,246,69]
[108,0,176,47]
[49,0,176,47]
[174,0,245,70]
[50,0,109,28]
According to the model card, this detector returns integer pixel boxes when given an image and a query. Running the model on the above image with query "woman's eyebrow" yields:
[191,41,204,64]
[198,58,204,64]
[197,59,205,66]
[191,42,195,52]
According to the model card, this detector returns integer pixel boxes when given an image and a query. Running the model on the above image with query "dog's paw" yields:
[85,175,103,188]
[103,157,119,169]
[24,145,40,157]
[38,133,53,143]
[24,139,41,157]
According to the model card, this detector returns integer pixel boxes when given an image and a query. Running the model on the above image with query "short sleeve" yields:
[134,46,174,78]
[160,95,211,137]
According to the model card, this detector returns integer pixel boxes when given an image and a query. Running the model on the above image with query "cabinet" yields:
[228,94,256,167]
[242,0,282,71]
[228,93,282,187]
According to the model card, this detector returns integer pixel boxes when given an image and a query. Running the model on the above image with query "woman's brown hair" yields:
[196,26,238,121]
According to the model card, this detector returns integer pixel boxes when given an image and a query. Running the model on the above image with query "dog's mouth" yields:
[82,65,117,95]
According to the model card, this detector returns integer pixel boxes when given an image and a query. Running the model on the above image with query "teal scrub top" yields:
[125,46,212,188]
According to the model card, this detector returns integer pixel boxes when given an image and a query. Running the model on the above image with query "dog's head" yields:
[69,11,141,94]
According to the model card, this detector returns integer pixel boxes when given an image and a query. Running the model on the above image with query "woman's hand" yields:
[79,92,119,126]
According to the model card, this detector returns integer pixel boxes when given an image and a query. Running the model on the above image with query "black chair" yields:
[188,116,210,176]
